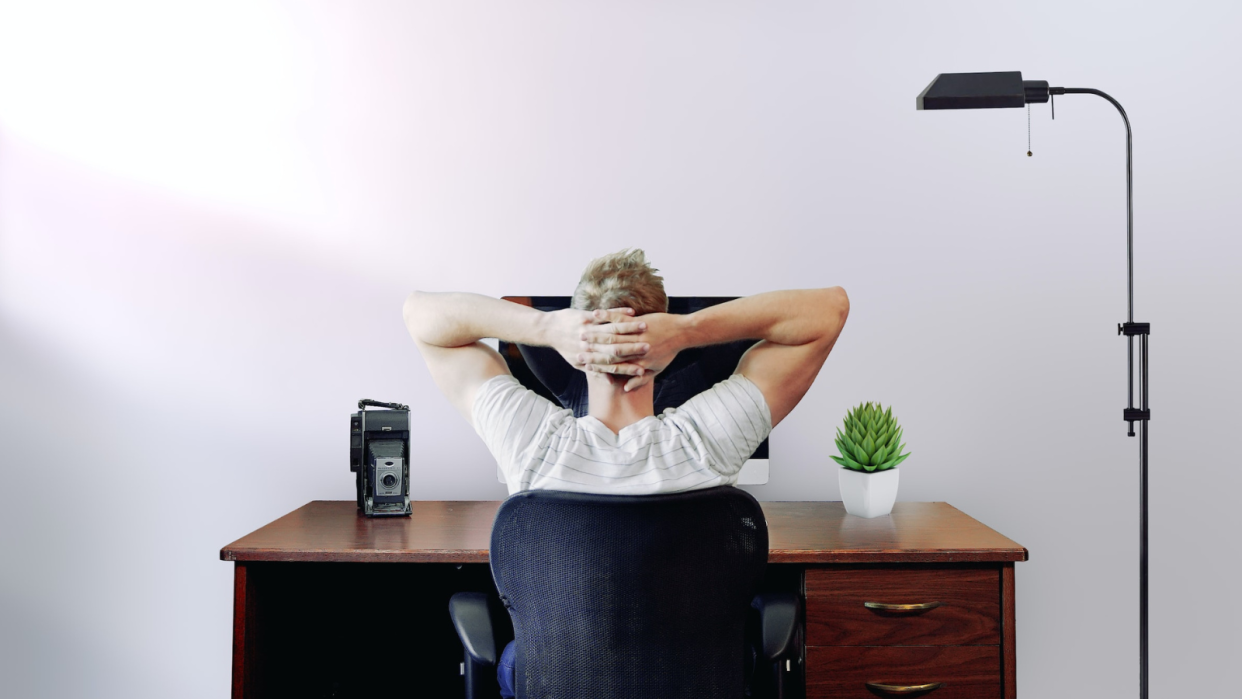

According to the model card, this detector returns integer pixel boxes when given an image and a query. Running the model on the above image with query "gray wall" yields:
[2,1,1238,696]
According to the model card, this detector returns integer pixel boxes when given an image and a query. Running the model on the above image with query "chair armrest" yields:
[751,593,800,662]
[449,592,499,666]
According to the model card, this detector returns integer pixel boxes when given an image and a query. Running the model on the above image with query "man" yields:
[404,249,848,696]
[403,248,849,495]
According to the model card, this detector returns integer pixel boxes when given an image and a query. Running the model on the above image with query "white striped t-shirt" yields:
[472,373,772,495]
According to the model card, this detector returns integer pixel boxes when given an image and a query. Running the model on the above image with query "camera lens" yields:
[382,474,397,489]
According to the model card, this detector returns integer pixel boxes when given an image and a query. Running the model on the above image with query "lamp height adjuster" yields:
[1118,322,1151,336]
[1124,408,1151,422]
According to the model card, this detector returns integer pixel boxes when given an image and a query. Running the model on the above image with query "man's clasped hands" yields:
[546,307,683,392]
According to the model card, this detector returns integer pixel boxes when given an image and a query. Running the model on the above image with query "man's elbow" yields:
[819,286,849,338]
[403,291,431,341]
[833,286,849,324]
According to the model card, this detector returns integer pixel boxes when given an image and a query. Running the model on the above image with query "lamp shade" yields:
[916,71,1049,110]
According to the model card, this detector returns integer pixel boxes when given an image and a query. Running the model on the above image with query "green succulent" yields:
[831,402,911,472]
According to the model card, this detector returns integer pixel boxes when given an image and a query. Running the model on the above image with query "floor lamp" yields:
[917,71,1151,699]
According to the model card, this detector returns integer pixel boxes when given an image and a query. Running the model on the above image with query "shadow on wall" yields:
[0,598,135,699]
[0,324,164,699]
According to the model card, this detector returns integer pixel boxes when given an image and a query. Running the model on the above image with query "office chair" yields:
[449,486,800,699]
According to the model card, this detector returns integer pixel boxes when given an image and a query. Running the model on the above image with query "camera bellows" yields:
[368,440,404,463]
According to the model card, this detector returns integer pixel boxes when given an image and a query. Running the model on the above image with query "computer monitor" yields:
[493,296,769,485]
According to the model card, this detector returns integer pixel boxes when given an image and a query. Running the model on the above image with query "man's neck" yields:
[586,374,656,434]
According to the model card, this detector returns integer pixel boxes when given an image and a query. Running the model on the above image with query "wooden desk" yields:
[222,501,1027,698]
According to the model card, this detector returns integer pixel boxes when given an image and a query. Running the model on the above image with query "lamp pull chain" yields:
[1051,92,1056,120]
[1027,103,1033,157]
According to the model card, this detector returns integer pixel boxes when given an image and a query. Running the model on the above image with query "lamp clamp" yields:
[1124,408,1151,422]
[1118,322,1151,336]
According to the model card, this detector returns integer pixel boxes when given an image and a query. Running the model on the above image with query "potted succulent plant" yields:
[832,402,911,518]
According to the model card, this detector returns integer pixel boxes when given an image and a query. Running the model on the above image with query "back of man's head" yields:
[571,248,668,316]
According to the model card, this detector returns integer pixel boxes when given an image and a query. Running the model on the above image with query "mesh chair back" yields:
[490,486,768,699]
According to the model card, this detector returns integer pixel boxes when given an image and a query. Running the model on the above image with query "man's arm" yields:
[582,288,849,427]
[402,292,645,423]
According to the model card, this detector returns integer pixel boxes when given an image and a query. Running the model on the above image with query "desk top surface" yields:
[221,500,1027,564]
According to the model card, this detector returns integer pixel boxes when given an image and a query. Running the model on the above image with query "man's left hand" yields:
[546,307,648,371]
[580,312,685,391]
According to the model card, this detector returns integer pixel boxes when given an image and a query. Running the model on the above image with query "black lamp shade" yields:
[917,71,1049,110]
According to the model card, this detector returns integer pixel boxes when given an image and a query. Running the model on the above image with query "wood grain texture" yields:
[805,566,1001,646]
[765,502,1027,563]
[806,645,1001,699]
[221,501,500,563]
[220,500,1028,564]
[1003,563,1017,698]
[231,563,256,699]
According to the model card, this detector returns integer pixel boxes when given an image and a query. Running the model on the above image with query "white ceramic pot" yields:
[838,468,899,518]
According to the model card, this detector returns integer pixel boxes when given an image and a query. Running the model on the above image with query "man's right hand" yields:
[579,312,687,391]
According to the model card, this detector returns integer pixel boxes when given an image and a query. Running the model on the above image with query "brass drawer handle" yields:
[864,601,943,612]
[865,681,944,694]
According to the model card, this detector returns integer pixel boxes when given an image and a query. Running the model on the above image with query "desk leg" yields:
[232,562,258,699]
[1002,562,1017,698]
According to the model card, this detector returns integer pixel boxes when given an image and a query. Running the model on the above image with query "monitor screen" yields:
[496,296,769,485]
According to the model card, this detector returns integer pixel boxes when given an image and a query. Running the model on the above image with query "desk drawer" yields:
[806,645,1000,699]
[806,567,1000,646]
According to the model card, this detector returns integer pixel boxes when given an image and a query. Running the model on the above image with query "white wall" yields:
[2,1,1239,697]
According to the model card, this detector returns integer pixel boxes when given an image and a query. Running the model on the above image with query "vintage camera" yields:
[350,399,412,517]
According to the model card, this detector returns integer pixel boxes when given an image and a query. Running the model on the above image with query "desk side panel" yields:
[1003,562,1017,698]
[231,563,258,699]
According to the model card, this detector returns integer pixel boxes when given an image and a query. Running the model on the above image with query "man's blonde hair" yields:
[572,248,668,316]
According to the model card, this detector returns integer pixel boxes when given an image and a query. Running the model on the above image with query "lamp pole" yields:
[918,73,1151,699]
[1054,86,1151,699]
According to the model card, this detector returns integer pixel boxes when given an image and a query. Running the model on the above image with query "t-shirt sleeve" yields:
[666,374,773,477]
[471,374,566,486]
